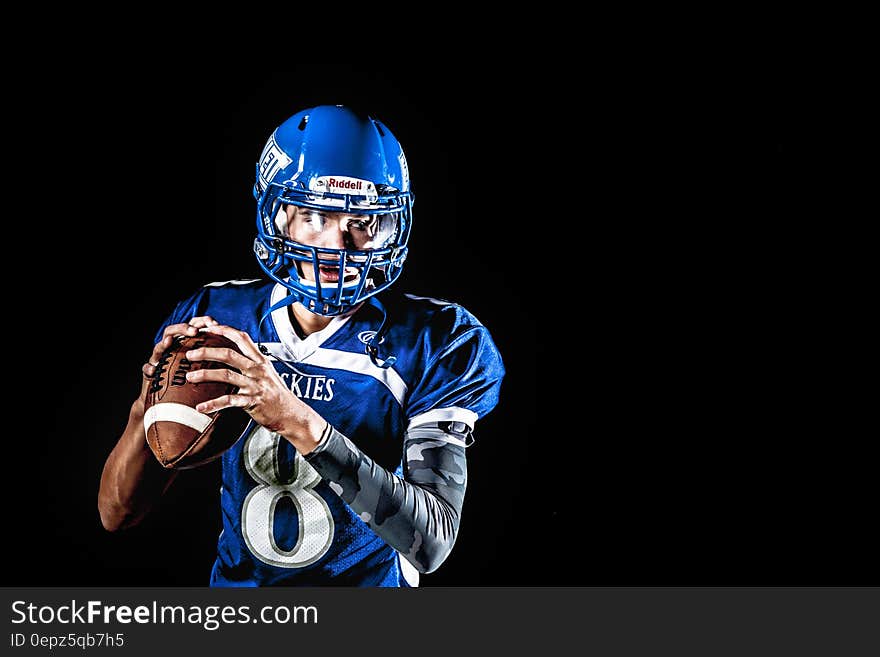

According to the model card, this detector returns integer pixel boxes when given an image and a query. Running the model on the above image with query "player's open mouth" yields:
[318,265,359,283]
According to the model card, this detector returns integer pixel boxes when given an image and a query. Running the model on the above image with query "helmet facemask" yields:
[254,179,411,316]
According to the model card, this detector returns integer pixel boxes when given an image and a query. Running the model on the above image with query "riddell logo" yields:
[328,178,362,190]
[312,176,374,193]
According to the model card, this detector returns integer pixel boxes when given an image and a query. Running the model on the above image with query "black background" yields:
[6,62,871,587]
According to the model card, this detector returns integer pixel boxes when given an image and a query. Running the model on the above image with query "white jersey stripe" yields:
[203,279,261,287]
[144,403,212,434]
[408,407,478,430]
[302,347,408,407]
[259,342,297,363]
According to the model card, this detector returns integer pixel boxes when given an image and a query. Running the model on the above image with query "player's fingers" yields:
[186,346,254,371]
[140,337,172,393]
[149,334,175,363]
[188,315,220,328]
[142,335,175,382]
[201,325,266,362]
[196,393,254,414]
[185,367,251,390]
[162,322,200,340]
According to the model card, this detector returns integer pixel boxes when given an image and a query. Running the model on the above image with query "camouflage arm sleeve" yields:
[303,421,470,574]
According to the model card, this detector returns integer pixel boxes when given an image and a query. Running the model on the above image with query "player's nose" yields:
[319,225,348,250]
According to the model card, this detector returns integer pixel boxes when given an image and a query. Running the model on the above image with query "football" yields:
[144,332,251,469]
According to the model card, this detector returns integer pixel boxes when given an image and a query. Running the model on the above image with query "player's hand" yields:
[132,316,220,417]
[183,324,326,452]
[141,315,220,381]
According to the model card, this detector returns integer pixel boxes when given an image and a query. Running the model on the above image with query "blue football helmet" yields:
[253,105,414,316]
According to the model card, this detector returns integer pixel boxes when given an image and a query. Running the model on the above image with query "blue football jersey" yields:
[152,279,504,587]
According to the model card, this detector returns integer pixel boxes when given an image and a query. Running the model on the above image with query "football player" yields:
[98,105,505,586]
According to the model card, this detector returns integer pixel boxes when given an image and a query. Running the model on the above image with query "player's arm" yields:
[97,317,217,531]
[304,419,470,574]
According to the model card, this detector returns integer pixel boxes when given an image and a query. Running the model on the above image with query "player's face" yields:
[284,205,379,284]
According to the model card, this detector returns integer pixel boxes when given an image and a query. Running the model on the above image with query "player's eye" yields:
[302,213,325,231]
[348,216,378,233]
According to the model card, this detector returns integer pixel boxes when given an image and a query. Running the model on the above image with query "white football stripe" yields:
[302,347,408,407]
[408,407,478,430]
[144,403,212,434]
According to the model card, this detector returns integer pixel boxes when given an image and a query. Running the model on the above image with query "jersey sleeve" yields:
[404,306,505,429]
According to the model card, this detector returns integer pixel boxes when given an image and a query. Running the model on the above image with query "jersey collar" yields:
[268,282,354,361]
